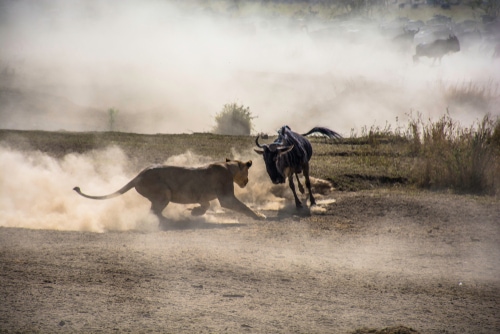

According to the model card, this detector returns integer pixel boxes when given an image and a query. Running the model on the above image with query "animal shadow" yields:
[159,218,246,231]
[264,203,312,222]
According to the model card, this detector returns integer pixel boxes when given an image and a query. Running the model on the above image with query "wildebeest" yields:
[392,28,419,52]
[254,125,341,209]
[413,34,460,64]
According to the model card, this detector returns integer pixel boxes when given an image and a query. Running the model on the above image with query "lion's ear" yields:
[246,160,252,168]
[226,158,231,163]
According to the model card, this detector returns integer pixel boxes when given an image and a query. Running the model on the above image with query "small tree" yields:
[108,108,119,131]
[213,103,255,136]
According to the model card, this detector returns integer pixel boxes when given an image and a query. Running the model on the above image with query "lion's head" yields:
[225,159,253,188]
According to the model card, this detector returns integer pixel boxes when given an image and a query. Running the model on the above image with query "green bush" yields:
[213,103,255,136]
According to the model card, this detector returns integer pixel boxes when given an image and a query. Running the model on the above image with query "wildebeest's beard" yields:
[263,152,285,184]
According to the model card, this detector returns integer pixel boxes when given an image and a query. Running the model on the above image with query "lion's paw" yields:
[256,212,267,220]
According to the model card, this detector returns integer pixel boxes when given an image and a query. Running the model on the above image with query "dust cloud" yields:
[1,0,498,135]
[0,145,279,232]
[0,145,156,232]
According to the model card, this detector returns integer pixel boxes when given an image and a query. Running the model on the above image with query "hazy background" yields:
[1,0,498,136]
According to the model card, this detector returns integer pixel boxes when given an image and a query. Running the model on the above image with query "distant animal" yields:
[74,159,265,227]
[413,34,460,64]
[392,28,419,51]
[493,43,500,58]
[254,126,341,209]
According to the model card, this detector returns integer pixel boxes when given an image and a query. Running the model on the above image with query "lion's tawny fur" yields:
[74,159,265,226]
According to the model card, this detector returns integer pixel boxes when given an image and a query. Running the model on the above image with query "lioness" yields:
[74,159,265,227]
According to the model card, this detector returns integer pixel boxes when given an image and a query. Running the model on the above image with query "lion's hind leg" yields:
[152,197,170,230]
[150,197,169,226]
[137,186,171,227]
[191,201,210,216]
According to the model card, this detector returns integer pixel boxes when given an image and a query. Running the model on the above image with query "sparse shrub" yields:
[407,115,421,156]
[349,120,408,147]
[108,108,119,132]
[213,103,255,136]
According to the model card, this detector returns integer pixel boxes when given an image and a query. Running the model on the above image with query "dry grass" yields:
[441,79,499,112]
[311,113,499,195]
[409,113,500,195]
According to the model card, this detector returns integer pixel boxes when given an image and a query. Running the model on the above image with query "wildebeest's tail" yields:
[73,177,137,200]
[302,127,342,139]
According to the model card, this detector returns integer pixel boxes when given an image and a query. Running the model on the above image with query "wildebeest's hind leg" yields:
[288,176,303,208]
[191,201,210,216]
[295,173,305,194]
[303,164,316,206]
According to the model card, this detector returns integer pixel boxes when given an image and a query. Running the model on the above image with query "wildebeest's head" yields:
[254,135,293,184]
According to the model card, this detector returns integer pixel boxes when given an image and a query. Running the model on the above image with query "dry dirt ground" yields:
[1,190,499,333]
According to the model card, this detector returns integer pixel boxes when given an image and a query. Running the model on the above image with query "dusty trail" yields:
[1,191,498,333]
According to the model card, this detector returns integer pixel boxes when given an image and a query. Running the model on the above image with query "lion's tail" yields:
[73,178,137,200]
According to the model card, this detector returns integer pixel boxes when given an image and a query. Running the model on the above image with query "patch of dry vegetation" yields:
[441,79,499,112]
[410,113,500,195]
[306,113,499,195]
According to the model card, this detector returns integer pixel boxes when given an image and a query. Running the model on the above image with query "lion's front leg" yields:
[191,201,210,216]
[218,195,266,220]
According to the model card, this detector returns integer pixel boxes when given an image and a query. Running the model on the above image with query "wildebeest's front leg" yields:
[303,163,316,206]
[288,176,303,208]
[295,173,305,194]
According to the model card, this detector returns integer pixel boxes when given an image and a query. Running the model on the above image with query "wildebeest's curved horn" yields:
[255,135,265,148]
